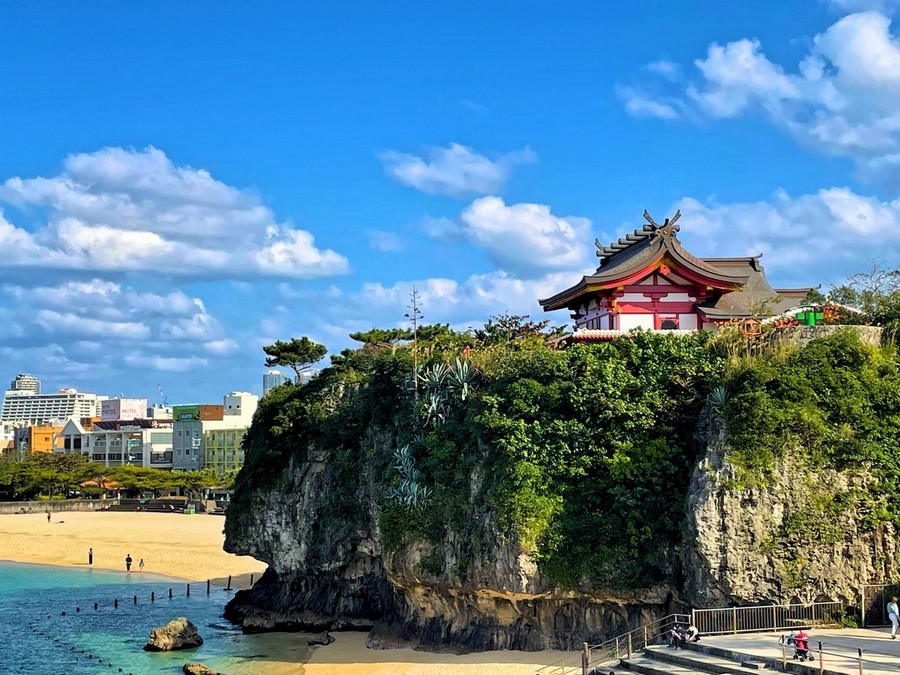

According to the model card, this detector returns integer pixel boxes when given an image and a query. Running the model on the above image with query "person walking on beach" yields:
[125,553,133,573]
[46,511,50,523]
[888,596,899,639]
[138,558,144,573]
[88,548,93,565]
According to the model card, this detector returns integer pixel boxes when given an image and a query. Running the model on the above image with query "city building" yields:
[173,392,258,472]
[13,424,65,454]
[101,398,147,422]
[56,417,173,469]
[540,211,817,341]
[1,388,105,437]
[146,404,173,420]
[263,369,290,396]
[9,373,40,395]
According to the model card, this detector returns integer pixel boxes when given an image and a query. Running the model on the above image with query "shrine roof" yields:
[539,210,750,311]
[695,260,818,319]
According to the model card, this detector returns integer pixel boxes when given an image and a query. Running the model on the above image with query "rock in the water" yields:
[144,617,203,651]
[307,631,335,646]
[183,664,219,675]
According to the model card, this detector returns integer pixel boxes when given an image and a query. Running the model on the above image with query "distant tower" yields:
[263,370,290,396]
[9,373,40,395]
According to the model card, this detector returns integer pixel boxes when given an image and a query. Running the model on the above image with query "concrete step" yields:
[644,645,766,674]
[619,653,704,675]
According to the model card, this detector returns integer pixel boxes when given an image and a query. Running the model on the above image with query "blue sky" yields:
[0,1,897,402]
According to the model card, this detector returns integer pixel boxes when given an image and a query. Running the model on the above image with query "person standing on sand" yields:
[46,511,50,523]
[139,558,144,573]
[125,553,132,572]
[88,548,93,565]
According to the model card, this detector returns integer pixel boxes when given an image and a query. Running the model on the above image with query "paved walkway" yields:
[708,627,900,673]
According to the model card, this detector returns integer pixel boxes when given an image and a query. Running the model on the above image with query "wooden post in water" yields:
[133,595,137,605]
[207,579,210,594]
[186,583,190,597]
[226,575,232,591]
[250,574,254,587]
[151,592,155,602]
[114,599,118,608]
[168,588,172,599]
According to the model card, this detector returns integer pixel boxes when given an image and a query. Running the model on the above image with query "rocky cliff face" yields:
[682,418,899,610]
[224,447,677,651]
[225,415,899,651]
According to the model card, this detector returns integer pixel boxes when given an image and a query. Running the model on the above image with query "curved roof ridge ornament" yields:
[643,209,682,234]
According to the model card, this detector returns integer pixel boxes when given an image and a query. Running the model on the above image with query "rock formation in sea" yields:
[144,617,204,651]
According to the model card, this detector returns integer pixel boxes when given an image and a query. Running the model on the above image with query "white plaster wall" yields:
[619,313,654,331]
[678,313,699,329]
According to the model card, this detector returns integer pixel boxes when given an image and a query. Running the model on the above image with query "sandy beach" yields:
[0,510,579,674]
[0,510,266,580]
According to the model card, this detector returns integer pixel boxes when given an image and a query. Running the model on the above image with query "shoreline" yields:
[0,558,192,583]
[0,510,267,581]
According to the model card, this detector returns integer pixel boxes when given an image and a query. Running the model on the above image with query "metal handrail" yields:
[692,601,843,635]
[534,612,690,675]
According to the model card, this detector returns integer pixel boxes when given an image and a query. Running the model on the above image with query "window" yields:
[659,317,679,330]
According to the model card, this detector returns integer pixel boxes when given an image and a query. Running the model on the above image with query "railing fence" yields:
[692,601,843,635]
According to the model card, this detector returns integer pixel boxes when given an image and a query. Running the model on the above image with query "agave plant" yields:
[708,386,730,412]
[446,358,478,401]
[388,445,431,508]
[419,362,450,393]
[421,391,450,427]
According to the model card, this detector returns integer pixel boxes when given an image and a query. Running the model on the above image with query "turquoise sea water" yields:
[0,561,308,674]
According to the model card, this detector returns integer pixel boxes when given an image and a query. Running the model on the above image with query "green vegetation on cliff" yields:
[229,318,900,591]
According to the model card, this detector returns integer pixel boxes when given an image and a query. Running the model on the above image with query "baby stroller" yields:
[781,630,815,661]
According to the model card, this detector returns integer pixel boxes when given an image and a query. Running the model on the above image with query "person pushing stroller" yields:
[781,629,814,661]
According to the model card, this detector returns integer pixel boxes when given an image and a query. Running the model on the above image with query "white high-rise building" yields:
[263,370,290,396]
[1,388,103,427]
[9,373,40,395]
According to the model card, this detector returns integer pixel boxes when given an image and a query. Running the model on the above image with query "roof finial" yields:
[643,210,659,228]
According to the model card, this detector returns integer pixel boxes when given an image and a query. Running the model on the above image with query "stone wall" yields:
[0,498,121,514]
[769,324,883,348]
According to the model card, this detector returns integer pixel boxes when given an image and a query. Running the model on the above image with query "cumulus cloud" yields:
[0,146,349,278]
[672,187,900,284]
[310,270,576,346]
[427,197,592,278]
[380,143,536,197]
[0,279,229,380]
[621,11,900,187]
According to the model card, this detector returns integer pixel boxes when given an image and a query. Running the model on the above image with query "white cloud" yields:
[672,187,900,283]
[441,197,592,278]
[0,146,349,279]
[367,229,406,252]
[0,279,233,380]
[380,143,536,197]
[622,11,900,186]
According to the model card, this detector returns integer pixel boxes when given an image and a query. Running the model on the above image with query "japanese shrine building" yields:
[539,210,816,340]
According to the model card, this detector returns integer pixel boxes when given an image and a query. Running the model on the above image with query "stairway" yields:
[618,645,768,674]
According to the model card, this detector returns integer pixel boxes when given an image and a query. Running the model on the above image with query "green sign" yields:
[173,405,201,421]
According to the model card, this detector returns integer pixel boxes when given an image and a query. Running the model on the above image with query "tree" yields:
[829,260,900,325]
[263,337,327,383]
[472,312,561,346]
[349,328,412,353]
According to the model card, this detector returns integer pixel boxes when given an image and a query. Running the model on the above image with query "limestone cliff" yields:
[683,421,899,609]
[224,447,676,650]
